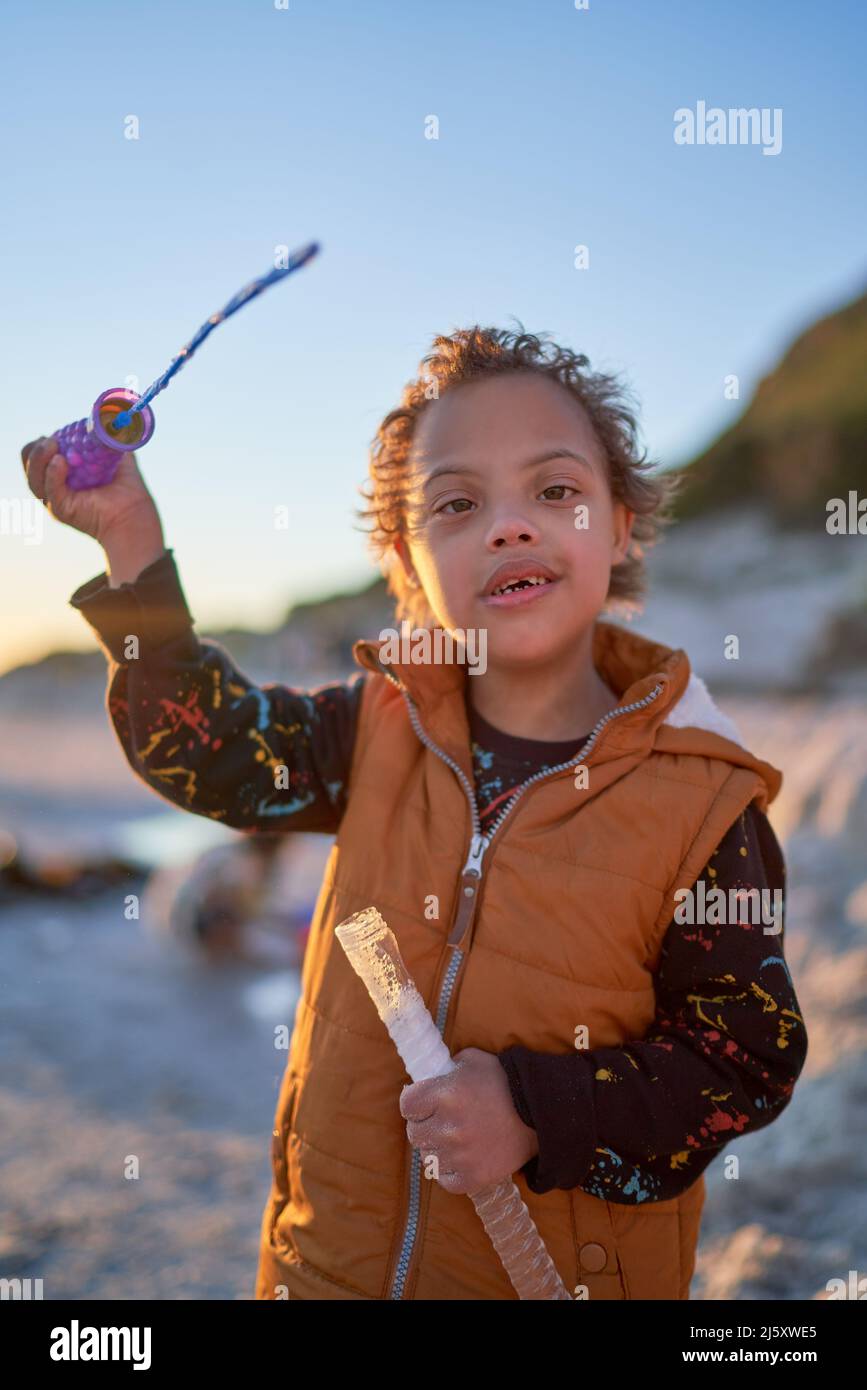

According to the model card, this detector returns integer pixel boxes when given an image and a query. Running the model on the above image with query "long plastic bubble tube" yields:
[335,907,572,1301]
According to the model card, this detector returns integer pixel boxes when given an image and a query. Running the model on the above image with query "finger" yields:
[399,1078,439,1120]
[21,439,41,470]
[434,1169,465,1194]
[22,436,58,498]
[21,435,57,469]
[405,1119,436,1147]
[43,453,70,511]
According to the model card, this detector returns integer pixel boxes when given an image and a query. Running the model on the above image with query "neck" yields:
[466,624,621,741]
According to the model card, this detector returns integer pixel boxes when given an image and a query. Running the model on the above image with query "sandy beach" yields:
[1,693,865,1299]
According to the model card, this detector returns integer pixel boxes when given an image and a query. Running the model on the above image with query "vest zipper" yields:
[378,664,664,1299]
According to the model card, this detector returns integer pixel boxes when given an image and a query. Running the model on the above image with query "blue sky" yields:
[1,0,864,675]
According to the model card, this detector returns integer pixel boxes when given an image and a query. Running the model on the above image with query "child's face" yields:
[395,371,634,667]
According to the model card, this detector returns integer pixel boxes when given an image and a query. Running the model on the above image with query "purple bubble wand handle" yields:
[51,240,320,492]
[53,387,156,493]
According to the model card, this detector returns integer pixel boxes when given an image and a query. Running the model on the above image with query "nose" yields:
[485,509,541,549]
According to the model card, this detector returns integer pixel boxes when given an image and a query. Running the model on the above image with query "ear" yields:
[393,535,419,586]
[611,503,635,565]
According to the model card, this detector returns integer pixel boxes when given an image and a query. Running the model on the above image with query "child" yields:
[23,325,807,1301]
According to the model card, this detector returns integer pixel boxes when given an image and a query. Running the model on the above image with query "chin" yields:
[485,628,567,667]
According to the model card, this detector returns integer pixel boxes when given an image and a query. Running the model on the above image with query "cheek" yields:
[415,539,473,622]
[570,509,618,564]
[423,562,464,614]
[565,521,620,599]
[415,525,461,576]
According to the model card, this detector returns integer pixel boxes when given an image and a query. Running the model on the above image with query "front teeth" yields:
[492,576,551,596]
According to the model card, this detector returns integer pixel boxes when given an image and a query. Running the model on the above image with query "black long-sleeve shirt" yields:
[70,548,808,1204]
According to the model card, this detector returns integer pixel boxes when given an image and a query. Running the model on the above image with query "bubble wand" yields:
[50,240,320,491]
[336,907,572,1301]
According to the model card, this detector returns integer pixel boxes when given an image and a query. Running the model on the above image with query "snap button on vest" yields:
[578,1242,607,1273]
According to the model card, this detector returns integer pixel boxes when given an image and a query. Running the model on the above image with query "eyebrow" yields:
[420,449,596,489]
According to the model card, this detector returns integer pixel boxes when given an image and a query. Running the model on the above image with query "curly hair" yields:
[354,323,681,628]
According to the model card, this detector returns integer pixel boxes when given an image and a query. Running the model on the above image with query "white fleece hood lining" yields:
[662,671,743,746]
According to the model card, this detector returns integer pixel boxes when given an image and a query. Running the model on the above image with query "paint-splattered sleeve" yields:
[498,803,808,1202]
[69,548,365,834]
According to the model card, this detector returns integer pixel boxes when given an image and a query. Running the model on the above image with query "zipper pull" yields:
[464,832,487,877]
[448,833,488,948]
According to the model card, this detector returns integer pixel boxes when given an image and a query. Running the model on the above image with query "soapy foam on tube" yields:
[336,907,454,1081]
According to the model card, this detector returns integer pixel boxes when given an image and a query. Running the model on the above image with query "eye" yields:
[436,497,475,515]
[539,484,579,501]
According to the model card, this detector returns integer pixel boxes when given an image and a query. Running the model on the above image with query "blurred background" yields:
[1,0,865,1299]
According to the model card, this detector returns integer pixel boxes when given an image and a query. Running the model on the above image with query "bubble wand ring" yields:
[51,240,320,492]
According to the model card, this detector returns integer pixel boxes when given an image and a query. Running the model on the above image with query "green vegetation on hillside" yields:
[674,283,867,525]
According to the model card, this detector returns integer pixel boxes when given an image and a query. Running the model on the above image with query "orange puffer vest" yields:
[255,619,782,1300]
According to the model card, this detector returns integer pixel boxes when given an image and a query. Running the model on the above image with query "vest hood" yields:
[352,617,782,811]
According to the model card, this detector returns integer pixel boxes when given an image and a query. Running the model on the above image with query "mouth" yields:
[481,574,560,609]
